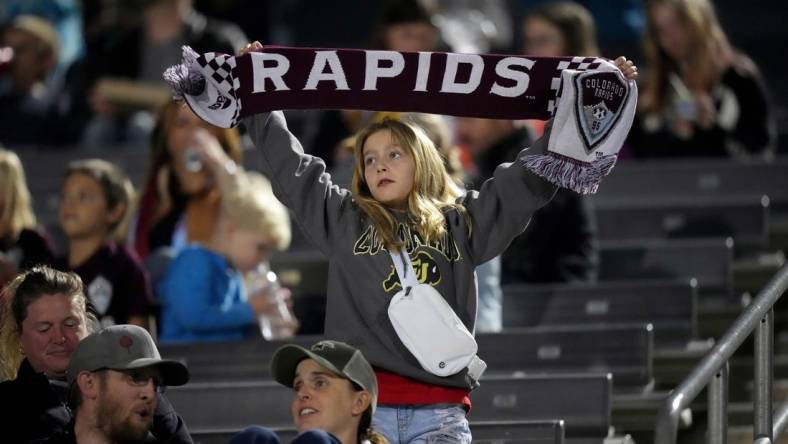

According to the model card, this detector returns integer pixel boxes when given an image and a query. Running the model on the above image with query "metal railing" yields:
[655,263,788,444]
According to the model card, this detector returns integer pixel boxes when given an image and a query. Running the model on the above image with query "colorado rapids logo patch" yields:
[574,70,629,152]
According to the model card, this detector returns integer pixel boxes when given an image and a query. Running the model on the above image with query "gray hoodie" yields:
[243,112,556,390]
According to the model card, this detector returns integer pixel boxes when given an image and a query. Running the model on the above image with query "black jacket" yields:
[0,359,193,444]
[471,127,599,284]
[628,54,776,158]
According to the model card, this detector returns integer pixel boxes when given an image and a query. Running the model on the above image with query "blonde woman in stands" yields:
[53,159,154,328]
[132,100,243,260]
[0,266,192,443]
[0,147,56,287]
[629,0,776,158]
[156,138,295,342]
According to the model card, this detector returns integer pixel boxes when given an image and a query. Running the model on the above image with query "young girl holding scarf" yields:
[189,41,638,443]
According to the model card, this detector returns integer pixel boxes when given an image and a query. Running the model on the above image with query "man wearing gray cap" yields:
[44,324,189,444]
[230,340,388,444]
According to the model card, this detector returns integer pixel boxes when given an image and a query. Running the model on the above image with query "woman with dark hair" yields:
[132,100,243,259]
[629,0,776,158]
[522,1,600,57]
[0,266,193,443]
[462,0,600,287]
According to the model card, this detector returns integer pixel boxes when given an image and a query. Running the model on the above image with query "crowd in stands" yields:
[0,0,782,443]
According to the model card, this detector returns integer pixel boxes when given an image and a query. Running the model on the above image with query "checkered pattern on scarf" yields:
[197,52,242,126]
[548,57,603,115]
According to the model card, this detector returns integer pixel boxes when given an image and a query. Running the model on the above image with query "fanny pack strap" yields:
[387,249,487,384]
[389,249,420,289]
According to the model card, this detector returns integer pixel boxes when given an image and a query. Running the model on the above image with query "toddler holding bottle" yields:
[157,129,295,342]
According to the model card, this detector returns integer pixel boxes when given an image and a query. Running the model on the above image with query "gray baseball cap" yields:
[67,325,189,386]
[271,340,378,413]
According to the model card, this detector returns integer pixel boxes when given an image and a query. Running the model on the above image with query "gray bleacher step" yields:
[611,391,690,433]
[652,345,710,389]
[697,302,742,339]
[166,374,610,440]
[502,280,697,348]
[593,195,770,252]
[161,327,655,392]
[188,420,567,444]
[733,252,786,294]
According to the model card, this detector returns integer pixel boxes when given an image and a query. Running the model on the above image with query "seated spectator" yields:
[230,340,387,444]
[78,0,248,148]
[521,0,600,138]
[0,147,56,287]
[455,116,598,284]
[453,0,599,285]
[628,0,776,158]
[44,324,190,444]
[0,15,68,147]
[0,0,84,81]
[157,138,293,342]
[0,266,192,443]
[132,101,243,260]
[54,159,154,328]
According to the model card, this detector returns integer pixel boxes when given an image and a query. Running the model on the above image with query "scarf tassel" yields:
[523,153,617,195]
[163,46,206,100]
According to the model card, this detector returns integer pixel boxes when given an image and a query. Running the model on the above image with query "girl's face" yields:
[291,359,365,436]
[59,173,116,239]
[20,293,88,378]
[523,17,566,57]
[167,106,217,195]
[362,129,415,211]
[651,2,690,61]
[225,228,274,273]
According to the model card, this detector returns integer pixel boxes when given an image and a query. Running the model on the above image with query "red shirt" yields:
[375,368,471,411]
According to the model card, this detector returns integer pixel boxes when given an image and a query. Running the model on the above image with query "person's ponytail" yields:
[361,431,389,444]
[358,408,389,444]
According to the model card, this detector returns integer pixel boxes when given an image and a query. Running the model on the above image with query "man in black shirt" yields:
[44,325,189,444]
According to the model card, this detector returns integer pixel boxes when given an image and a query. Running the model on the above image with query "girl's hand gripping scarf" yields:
[164,46,637,194]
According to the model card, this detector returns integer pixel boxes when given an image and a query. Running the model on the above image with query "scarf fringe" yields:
[523,152,617,194]
[163,46,205,100]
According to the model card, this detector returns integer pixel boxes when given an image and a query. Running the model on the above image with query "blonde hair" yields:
[0,148,36,241]
[359,405,389,444]
[642,0,733,112]
[351,119,466,252]
[218,171,291,251]
[64,159,136,242]
[0,266,93,380]
[402,113,464,182]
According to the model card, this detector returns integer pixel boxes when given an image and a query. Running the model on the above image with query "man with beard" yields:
[45,324,189,443]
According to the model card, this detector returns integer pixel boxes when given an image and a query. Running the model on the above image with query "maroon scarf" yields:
[165,46,636,194]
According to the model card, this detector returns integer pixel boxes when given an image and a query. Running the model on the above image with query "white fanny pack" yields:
[387,249,486,381]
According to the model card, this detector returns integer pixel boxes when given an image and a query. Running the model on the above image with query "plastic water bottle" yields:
[183,147,203,172]
[246,263,295,340]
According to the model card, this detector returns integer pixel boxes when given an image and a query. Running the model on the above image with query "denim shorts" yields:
[372,404,472,444]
